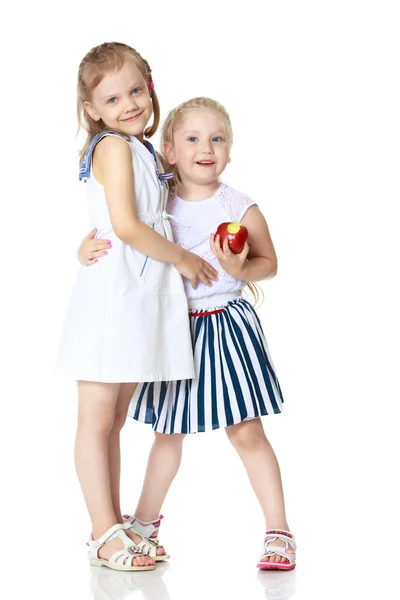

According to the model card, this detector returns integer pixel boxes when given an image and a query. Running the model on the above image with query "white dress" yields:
[56,133,194,383]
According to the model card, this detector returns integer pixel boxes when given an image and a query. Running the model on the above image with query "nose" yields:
[201,141,213,154]
[124,95,139,113]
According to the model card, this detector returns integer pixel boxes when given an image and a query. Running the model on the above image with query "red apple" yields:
[216,222,249,254]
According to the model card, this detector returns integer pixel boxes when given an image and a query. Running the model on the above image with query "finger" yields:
[199,272,212,287]
[239,241,250,260]
[214,234,223,249]
[85,258,98,267]
[210,244,219,259]
[211,245,223,261]
[210,240,219,259]
[209,234,217,254]
[222,238,234,256]
[91,249,109,258]
[86,228,98,240]
[90,240,111,250]
[205,265,218,281]
[190,277,198,290]
[203,258,218,277]
[212,235,225,260]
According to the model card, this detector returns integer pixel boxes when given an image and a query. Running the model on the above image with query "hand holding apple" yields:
[211,222,250,280]
[215,222,249,254]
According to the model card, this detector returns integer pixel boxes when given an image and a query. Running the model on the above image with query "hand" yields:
[78,228,111,266]
[175,250,218,290]
[210,233,250,279]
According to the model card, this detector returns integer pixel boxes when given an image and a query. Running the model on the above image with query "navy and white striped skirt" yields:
[128,292,284,434]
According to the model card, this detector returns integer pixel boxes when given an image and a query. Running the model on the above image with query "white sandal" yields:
[257,529,297,571]
[88,523,155,571]
[123,514,170,562]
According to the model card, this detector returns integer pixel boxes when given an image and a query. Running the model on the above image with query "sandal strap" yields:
[265,531,296,547]
[265,529,294,540]
[148,535,161,545]
[133,537,158,558]
[89,523,126,550]
[260,531,297,564]
[105,540,148,569]
[123,514,166,555]
[88,525,151,563]
[122,514,163,538]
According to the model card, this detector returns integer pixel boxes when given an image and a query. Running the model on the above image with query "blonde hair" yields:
[162,97,263,307]
[77,42,160,163]
[243,281,264,308]
[161,97,233,189]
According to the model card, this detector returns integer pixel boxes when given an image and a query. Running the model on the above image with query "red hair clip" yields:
[148,81,155,90]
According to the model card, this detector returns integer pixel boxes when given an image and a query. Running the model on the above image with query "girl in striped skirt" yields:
[78,97,296,570]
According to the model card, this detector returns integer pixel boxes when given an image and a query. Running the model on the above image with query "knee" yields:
[77,410,115,438]
[112,408,128,433]
[77,382,121,437]
[227,421,268,453]
[154,432,186,447]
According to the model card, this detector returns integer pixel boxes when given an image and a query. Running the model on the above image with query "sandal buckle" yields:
[128,545,144,555]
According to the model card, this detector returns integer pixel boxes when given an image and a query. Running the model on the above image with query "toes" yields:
[134,556,151,567]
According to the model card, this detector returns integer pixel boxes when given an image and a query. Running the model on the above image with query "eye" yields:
[132,88,141,95]
[212,136,223,142]
[188,136,198,142]
[107,97,117,104]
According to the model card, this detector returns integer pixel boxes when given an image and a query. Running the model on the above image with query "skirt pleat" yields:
[128,297,284,433]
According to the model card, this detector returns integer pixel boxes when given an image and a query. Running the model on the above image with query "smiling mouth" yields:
[121,113,143,123]
[196,160,215,165]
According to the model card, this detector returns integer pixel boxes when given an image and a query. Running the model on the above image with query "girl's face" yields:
[165,109,230,187]
[84,59,153,140]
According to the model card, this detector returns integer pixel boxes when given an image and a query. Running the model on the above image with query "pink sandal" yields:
[257,529,296,571]
[123,514,170,562]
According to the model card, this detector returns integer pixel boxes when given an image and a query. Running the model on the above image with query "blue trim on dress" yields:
[79,132,129,180]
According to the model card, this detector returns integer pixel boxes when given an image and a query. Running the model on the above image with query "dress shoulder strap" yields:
[79,132,130,181]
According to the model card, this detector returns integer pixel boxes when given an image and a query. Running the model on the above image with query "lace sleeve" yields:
[217,185,257,222]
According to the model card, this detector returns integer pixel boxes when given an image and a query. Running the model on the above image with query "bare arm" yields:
[95,137,184,264]
[240,205,277,281]
[91,136,217,288]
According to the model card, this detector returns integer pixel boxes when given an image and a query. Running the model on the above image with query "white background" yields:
[1,1,399,599]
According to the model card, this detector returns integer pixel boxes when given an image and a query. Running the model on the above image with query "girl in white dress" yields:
[79,97,296,570]
[57,44,217,572]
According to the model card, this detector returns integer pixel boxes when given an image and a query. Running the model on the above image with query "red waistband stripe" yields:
[189,308,225,317]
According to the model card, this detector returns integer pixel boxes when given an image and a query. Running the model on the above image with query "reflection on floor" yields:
[91,561,171,600]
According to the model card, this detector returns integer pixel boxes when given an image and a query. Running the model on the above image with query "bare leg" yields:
[133,432,186,553]
[108,382,137,522]
[135,432,186,519]
[226,418,290,564]
[107,382,159,553]
[75,381,153,567]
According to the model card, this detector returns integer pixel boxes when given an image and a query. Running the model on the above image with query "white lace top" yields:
[167,183,256,300]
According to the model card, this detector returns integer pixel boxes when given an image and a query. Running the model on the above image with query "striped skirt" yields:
[128,292,284,434]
